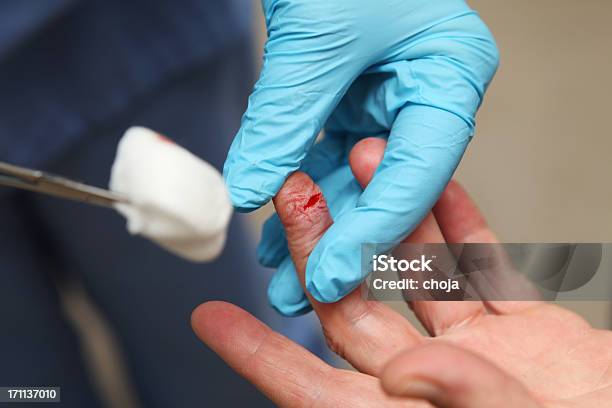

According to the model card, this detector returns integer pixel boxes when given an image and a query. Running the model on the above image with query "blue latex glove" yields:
[223,0,499,315]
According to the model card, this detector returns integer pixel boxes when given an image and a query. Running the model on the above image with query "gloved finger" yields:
[350,137,486,336]
[273,172,423,376]
[258,161,362,268]
[256,214,287,268]
[264,165,363,315]
[222,2,363,212]
[306,16,499,301]
[257,136,349,268]
[267,256,312,317]
[380,343,542,408]
[264,137,404,319]
[307,104,472,303]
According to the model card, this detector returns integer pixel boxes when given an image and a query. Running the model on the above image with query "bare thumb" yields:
[381,343,542,408]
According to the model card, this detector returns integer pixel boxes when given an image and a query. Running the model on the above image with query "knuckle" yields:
[460,18,500,86]
[419,14,500,96]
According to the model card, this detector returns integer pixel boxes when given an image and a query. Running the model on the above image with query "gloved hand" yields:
[223,0,499,315]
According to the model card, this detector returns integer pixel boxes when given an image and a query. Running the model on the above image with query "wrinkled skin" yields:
[194,139,612,407]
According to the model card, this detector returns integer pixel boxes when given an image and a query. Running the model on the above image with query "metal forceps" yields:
[0,161,127,208]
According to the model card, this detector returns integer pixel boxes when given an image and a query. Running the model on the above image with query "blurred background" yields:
[456,0,612,328]
[0,1,610,407]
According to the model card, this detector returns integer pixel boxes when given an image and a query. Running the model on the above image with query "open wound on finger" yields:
[272,172,332,264]
[303,192,322,210]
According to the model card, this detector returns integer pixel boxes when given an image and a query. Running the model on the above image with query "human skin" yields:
[192,138,612,407]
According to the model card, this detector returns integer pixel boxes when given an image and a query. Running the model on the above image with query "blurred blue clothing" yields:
[0,0,250,167]
[0,39,328,408]
[0,2,327,407]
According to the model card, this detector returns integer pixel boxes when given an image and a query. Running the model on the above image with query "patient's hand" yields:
[192,138,612,408]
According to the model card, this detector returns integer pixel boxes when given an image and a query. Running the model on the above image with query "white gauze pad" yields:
[109,127,232,262]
